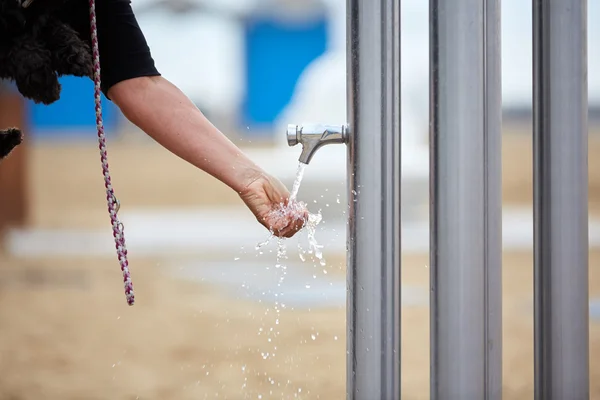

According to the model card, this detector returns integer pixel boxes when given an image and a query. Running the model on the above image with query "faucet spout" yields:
[286,124,348,164]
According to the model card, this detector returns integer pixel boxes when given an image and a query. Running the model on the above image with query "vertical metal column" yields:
[532,1,589,399]
[346,0,401,399]
[429,0,502,398]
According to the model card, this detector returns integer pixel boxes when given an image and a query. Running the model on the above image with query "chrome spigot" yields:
[286,124,348,164]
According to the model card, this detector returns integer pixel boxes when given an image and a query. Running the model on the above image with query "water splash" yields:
[249,162,323,398]
[306,212,325,266]
[255,236,272,250]
[252,239,289,398]
[254,162,324,260]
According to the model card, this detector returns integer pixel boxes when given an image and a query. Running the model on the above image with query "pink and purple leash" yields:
[89,0,135,306]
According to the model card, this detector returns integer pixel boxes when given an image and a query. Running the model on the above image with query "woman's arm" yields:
[109,75,307,237]
[108,75,263,193]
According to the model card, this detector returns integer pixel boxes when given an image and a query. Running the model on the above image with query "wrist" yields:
[227,156,265,194]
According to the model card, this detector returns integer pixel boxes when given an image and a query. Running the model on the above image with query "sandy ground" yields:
[0,132,599,399]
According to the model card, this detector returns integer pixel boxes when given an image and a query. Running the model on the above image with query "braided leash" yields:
[89,0,135,306]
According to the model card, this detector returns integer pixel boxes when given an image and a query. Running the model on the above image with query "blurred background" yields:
[0,0,599,398]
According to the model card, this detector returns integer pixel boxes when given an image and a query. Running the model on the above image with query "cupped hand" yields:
[239,172,308,238]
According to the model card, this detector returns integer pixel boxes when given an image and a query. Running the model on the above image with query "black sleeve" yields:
[94,0,160,96]
[59,0,160,97]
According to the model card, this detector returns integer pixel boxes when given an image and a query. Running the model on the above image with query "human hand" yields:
[239,172,308,238]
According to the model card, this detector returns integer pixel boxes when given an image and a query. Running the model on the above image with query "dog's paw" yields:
[16,70,61,105]
[0,128,23,160]
[57,46,93,78]
[11,40,61,104]
[14,54,61,105]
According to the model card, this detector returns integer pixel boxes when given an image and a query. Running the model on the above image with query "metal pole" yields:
[532,1,589,398]
[346,0,401,398]
[429,0,502,398]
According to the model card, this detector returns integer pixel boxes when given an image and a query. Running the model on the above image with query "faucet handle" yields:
[287,124,299,146]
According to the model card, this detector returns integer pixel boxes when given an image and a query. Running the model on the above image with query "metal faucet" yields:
[286,124,349,164]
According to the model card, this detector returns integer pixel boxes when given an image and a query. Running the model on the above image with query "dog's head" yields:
[0,0,27,36]
[23,0,73,14]
[0,127,23,160]
[0,0,72,34]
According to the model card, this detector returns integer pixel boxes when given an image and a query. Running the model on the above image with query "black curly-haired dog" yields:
[0,0,93,162]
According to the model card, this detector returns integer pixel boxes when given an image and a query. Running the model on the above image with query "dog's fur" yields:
[0,127,23,159]
[0,0,93,162]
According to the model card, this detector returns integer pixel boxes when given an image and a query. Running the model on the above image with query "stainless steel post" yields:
[429,0,502,398]
[532,1,589,398]
[346,0,401,399]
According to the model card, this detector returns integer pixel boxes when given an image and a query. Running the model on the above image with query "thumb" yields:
[264,175,290,205]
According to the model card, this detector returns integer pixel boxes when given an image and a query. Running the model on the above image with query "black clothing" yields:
[57,0,160,97]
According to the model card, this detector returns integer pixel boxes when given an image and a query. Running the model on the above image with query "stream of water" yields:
[247,161,326,398]
[289,162,307,202]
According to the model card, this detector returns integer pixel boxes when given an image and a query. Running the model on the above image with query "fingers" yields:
[261,212,305,238]
[279,220,304,238]
[263,173,291,206]
[269,211,308,238]
[259,191,309,238]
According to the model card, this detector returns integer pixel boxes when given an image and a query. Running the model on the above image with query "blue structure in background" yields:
[241,15,328,134]
[28,76,119,140]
